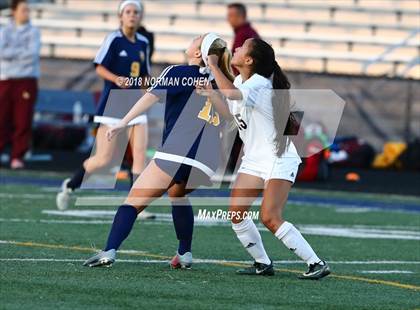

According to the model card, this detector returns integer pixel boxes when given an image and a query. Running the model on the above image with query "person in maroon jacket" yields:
[0,0,40,170]
[227,3,260,76]
[225,3,260,175]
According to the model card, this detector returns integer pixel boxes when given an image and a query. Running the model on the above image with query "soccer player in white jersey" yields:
[200,38,330,279]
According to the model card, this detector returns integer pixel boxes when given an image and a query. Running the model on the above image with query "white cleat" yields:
[170,252,192,269]
[83,249,116,267]
[137,210,156,220]
[56,178,72,211]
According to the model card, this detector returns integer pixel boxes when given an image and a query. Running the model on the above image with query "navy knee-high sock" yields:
[104,204,138,251]
[67,166,87,191]
[171,199,194,255]
[129,172,140,188]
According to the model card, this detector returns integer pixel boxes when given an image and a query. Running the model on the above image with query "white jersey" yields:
[228,74,301,180]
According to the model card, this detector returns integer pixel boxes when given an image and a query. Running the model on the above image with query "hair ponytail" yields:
[248,38,291,157]
[271,61,291,156]
[218,47,235,83]
[206,38,235,82]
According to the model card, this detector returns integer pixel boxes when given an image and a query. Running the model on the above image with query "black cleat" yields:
[298,261,331,280]
[236,260,275,276]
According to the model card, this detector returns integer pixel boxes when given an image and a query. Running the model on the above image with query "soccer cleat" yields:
[236,260,275,276]
[170,252,193,269]
[137,210,156,220]
[56,178,72,211]
[298,261,331,280]
[83,249,116,267]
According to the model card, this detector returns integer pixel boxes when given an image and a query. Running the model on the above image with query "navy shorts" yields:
[154,158,212,187]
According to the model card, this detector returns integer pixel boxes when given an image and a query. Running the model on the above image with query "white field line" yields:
[74,196,238,207]
[41,210,420,231]
[0,192,252,207]
[3,211,420,240]
[0,216,412,231]
[0,218,113,224]
[0,239,420,265]
[0,258,163,263]
[37,186,420,204]
[335,208,374,213]
[44,210,420,236]
[2,192,420,215]
[73,196,420,212]
[71,196,394,210]
[0,193,53,199]
[40,210,420,231]
[359,270,414,274]
[0,255,419,266]
[2,259,415,274]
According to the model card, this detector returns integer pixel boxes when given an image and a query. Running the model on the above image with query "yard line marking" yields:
[0,257,419,268]
[0,258,86,262]
[6,213,420,240]
[0,258,167,263]
[0,193,52,199]
[3,179,420,212]
[32,212,420,231]
[324,261,420,265]
[0,218,113,224]
[41,210,420,230]
[359,270,414,274]
[2,189,420,214]
[1,239,420,292]
[0,240,171,259]
[335,208,374,213]
[0,242,419,265]
[328,274,420,291]
[72,195,420,212]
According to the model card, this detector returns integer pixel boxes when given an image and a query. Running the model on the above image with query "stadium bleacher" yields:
[0,0,418,78]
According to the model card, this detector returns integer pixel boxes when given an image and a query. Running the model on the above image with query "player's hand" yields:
[195,80,213,97]
[115,76,130,89]
[106,122,127,141]
[207,55,219,68]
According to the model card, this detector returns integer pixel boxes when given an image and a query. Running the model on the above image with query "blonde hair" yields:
[205,38,235,82]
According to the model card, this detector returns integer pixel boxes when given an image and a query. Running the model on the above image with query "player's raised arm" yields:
[196,82,233,120]
[207,55,242,101]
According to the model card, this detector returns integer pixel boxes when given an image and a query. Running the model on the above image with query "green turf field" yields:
[1,171,420,309]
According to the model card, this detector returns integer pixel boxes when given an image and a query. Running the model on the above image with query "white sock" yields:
[232,218,271,265]
[275,221,321,266]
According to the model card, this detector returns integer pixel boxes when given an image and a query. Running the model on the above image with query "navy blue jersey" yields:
[94,29,150,116]
[148,65,222,177]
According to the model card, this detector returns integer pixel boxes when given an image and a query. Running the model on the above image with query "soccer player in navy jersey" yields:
[83,33,235,268]
[56,1,152,216]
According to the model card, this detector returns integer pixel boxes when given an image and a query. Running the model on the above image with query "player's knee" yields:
[94,155,113,168]
[167,187,186,199]
[260,210,279,232]
[123,198,144,212]
[231,212,243,225]
[229,205,246,224]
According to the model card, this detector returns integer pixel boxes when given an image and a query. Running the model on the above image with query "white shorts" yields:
[93,115,148,126]
[238,157,301,183]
